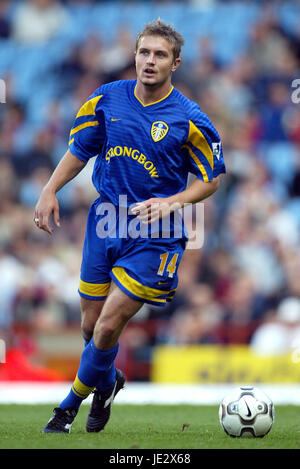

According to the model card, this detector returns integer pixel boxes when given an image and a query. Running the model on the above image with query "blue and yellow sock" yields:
[59,338,119,411]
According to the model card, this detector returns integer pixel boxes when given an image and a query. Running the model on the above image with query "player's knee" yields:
[81,311,98,341]
[93,314,126,348]
[94,319,115,342]
[81,321,94,343]
[80,298,103,340]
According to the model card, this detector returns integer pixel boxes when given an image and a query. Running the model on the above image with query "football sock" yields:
[59,338,119,411]
[82,335,117,392]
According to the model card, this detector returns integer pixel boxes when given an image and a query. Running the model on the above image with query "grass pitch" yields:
[0,404,299,450]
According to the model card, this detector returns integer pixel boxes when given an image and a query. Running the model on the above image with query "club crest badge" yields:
[151,121,169,142]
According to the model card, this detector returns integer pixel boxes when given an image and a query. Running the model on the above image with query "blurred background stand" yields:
[0,0,300,398]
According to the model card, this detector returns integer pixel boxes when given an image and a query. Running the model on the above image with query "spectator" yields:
[12,0,69,43]
[0,0,12,38]
[250,297,300,355]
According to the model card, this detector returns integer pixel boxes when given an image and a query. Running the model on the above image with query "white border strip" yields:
[0,382,300,405]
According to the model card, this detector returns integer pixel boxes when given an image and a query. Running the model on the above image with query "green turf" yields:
[0,404,299,449]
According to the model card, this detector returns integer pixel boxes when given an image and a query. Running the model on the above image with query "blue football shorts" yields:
[78,198,186,306]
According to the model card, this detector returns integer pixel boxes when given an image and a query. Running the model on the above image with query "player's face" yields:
[135,35,181,88]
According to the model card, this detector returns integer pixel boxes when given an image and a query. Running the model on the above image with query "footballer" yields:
[34,19,226,433]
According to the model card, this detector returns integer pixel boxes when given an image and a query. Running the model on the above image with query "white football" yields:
[219,386,274,438]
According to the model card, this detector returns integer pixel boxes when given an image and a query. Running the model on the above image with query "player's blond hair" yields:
[136,19,184,61]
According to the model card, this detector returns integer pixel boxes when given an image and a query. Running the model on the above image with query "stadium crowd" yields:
[1,0,300,379]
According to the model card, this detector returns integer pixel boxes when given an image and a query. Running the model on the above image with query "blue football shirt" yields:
[68,79,226,208]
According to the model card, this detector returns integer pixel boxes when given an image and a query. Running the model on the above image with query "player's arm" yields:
[171,176,220,206]
[34,150,86,234]
[132,177,220,223]
[34,89,106,234]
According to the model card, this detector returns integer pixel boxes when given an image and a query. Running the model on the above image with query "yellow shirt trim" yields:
[182,144,209,182]
[134,85,174,107]
[76,95,103,118]
[186,120,214,170]
[70,120,99,137]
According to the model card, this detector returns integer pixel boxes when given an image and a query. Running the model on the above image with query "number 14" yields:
[157,252,179,278]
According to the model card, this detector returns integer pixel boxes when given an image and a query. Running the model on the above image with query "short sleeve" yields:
[182,111,226,181]
[68,89,106,163]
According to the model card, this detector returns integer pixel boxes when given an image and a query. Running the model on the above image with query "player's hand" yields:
[33,188,60,235]
[131,197,181,224]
